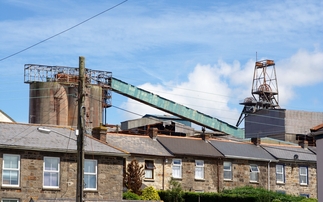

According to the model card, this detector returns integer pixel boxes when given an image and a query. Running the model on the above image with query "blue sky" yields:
[0,0,322,128]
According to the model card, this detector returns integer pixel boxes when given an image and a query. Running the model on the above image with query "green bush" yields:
[141,186,161,200]
[300,198,317,202]
[272,199,282,202]
[123,190,141,200]
[159,178,184,202]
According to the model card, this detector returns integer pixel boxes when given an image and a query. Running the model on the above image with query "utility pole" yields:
[76,56,85,202]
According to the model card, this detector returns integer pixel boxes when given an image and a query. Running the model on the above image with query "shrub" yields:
[123,190,141,200]
[272,199,282,202]
[141,186,161,200]
[159,178,184,202]
[300,198,318,202]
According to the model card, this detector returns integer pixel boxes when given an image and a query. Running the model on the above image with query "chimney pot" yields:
[251,137,261,146]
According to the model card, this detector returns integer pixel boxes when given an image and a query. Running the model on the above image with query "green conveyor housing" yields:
[111,77,245,138]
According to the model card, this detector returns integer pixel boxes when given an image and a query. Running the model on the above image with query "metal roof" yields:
[157,135,223,158]
[0,122,127,156]
[261,144,316,162]
[209,139,276,162]
[105,133,173,157]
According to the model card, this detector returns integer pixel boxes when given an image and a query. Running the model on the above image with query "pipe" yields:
[268,160,271,191]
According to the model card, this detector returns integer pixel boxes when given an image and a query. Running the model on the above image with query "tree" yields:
[123,159,145,195]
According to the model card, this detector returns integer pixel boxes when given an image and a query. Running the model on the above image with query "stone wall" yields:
[221,159,269,191]
[270,162,317,198]
[0,149,124,201]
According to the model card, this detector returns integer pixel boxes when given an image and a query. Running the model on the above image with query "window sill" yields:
[42,187,61,191]
[224,179,233,182]
[300,183,308,186]
[249,181,259,184]
[144,179,155,182]
[84,189,98,192]
[276,182,285,185]
[195,178,205,181]
[1,186,21,190]
[172,177,182,180]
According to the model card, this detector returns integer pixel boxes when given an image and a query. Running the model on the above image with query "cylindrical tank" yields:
[29,82,102,129]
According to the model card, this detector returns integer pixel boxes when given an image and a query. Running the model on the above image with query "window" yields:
[2,154,20,186]
[299,166,308,185]
[84,159,97,190]
[43,157,60,188]
[172,159,182,178]
[223,161,232,180]
[276,164,285,183]
[300,193,309,198]
[145,160,155,179]
[2,199,19,202]
[250,164,259,182]
[195,160,204,179]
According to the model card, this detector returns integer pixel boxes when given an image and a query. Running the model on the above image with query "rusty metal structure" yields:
[24,64,112,128]
[236,59,280,126]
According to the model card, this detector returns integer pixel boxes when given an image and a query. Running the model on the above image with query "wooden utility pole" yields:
[76,56,85,202]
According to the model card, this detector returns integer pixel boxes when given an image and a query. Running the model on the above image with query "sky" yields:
[0,0,322,130]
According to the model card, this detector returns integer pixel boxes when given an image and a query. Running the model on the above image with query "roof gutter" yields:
[225,155,278,162]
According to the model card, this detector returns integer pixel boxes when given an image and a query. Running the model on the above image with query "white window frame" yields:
[276,164,285,183]
[84,159,97,190]
[195,160,204,180]
[43,157,60,188]
[145,160,155,179]
[223,161,232,180]
[250,164,259,182]
[1,199,19,202]
[172,159,182,179]
[2,154,20,187]
[299,166,308,185]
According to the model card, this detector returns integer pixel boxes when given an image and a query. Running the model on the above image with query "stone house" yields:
[310,123,323,201]
[208,138,277,191]
[0,122,128,202]
[156,134,224,192]
[261,142,317,198]
[103,128,173,190]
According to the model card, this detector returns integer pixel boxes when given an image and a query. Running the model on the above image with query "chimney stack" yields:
[299,139,308,149]
[251,137,261,146]
[92,123,108,142]
[149,128,158,140]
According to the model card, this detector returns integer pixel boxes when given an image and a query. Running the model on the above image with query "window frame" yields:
[276,164,285,184]
[223,161,232,181]
[195,160,204,180]
[249,164,259,182]
[172,159,182,179]
[144,160,155,180]
[43,156,60,188]
[2,154,20,187]
[84,159,98,190]
[299,166,308,185]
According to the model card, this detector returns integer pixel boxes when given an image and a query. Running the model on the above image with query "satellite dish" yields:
[294,154,299,160]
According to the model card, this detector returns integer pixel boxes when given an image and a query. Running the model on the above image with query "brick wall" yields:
[0,149,124,201]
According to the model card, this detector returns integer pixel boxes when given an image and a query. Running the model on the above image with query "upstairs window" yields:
[145,160,155,179]
[84,159,97,190]
[172,159,182,179]
[299,166,308,185]
[195,160,204,179]
[276,164,285,183]
[223,161,232,180]
[2,199,19,202]
[43,157,60,188]
[2,154,20,187]
[250,164,259,182]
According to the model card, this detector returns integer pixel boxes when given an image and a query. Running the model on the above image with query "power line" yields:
[0,0,128,62]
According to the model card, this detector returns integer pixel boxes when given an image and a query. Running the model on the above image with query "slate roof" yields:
[261,144,316,162]
[157,135,223,158]
[0,122,127,156]
[105,133,173,157]
[209,139,276,162]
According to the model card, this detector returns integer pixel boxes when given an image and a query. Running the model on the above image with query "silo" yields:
[29,82,103,128]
